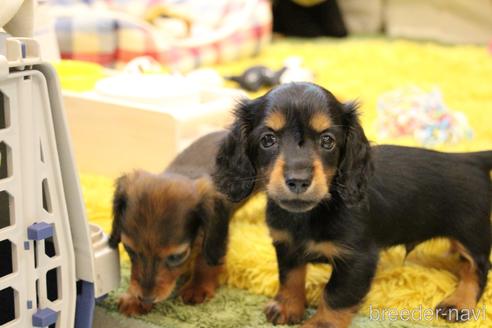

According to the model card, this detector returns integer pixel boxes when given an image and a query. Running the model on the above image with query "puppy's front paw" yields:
[264,299,305,325]
[118,293,153,316]
[180,281,216,305]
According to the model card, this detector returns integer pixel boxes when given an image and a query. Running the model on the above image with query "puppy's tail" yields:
[472,150,492,171]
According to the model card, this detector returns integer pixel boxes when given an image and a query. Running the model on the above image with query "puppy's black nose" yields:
[285,178,311,194]
[139,296,156,305]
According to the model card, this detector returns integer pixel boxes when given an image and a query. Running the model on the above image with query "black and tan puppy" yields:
[109,131,236,316]
[213,82,492,328]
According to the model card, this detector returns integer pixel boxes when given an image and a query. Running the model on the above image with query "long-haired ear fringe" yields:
[109,175,129,248]
[213,99,258,202]
[198,195,231,266]
[335,101,373,206]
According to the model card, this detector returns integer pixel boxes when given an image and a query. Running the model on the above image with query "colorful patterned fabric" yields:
[52,0,272,71]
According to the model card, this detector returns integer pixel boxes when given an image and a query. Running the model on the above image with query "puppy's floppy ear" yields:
[336,102,373,206]
[109,174,129,248]
[194,178,231,266]
[213,99,257,202]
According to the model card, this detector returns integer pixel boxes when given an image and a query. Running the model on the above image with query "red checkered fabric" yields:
[54,0,272,71]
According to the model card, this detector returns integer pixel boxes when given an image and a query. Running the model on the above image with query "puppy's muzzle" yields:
[284,160,313,195]
[285,174,312,194]
[139,296,156,305]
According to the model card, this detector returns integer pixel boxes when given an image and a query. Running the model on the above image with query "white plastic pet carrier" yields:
[0,37,119,328]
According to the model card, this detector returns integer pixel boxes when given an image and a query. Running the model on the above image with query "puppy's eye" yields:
[260,133,278,149]
[166,248,190,268]
[320,134,336,150]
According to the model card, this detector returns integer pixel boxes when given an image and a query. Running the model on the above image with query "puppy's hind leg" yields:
[436,240,491,322]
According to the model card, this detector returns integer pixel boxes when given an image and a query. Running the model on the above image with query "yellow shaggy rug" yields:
[81,37,492,327]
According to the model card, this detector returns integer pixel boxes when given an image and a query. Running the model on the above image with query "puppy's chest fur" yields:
[266,200,359,263]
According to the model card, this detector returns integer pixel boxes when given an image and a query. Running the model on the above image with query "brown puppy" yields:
[109,131,238,316]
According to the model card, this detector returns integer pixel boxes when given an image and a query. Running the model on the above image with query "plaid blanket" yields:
[52,0,272,71]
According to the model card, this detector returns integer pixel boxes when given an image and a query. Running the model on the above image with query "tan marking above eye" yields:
[158,243,190,258]
[173,244,191,257]
[265,111,286,131]
[310,112,332,133]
